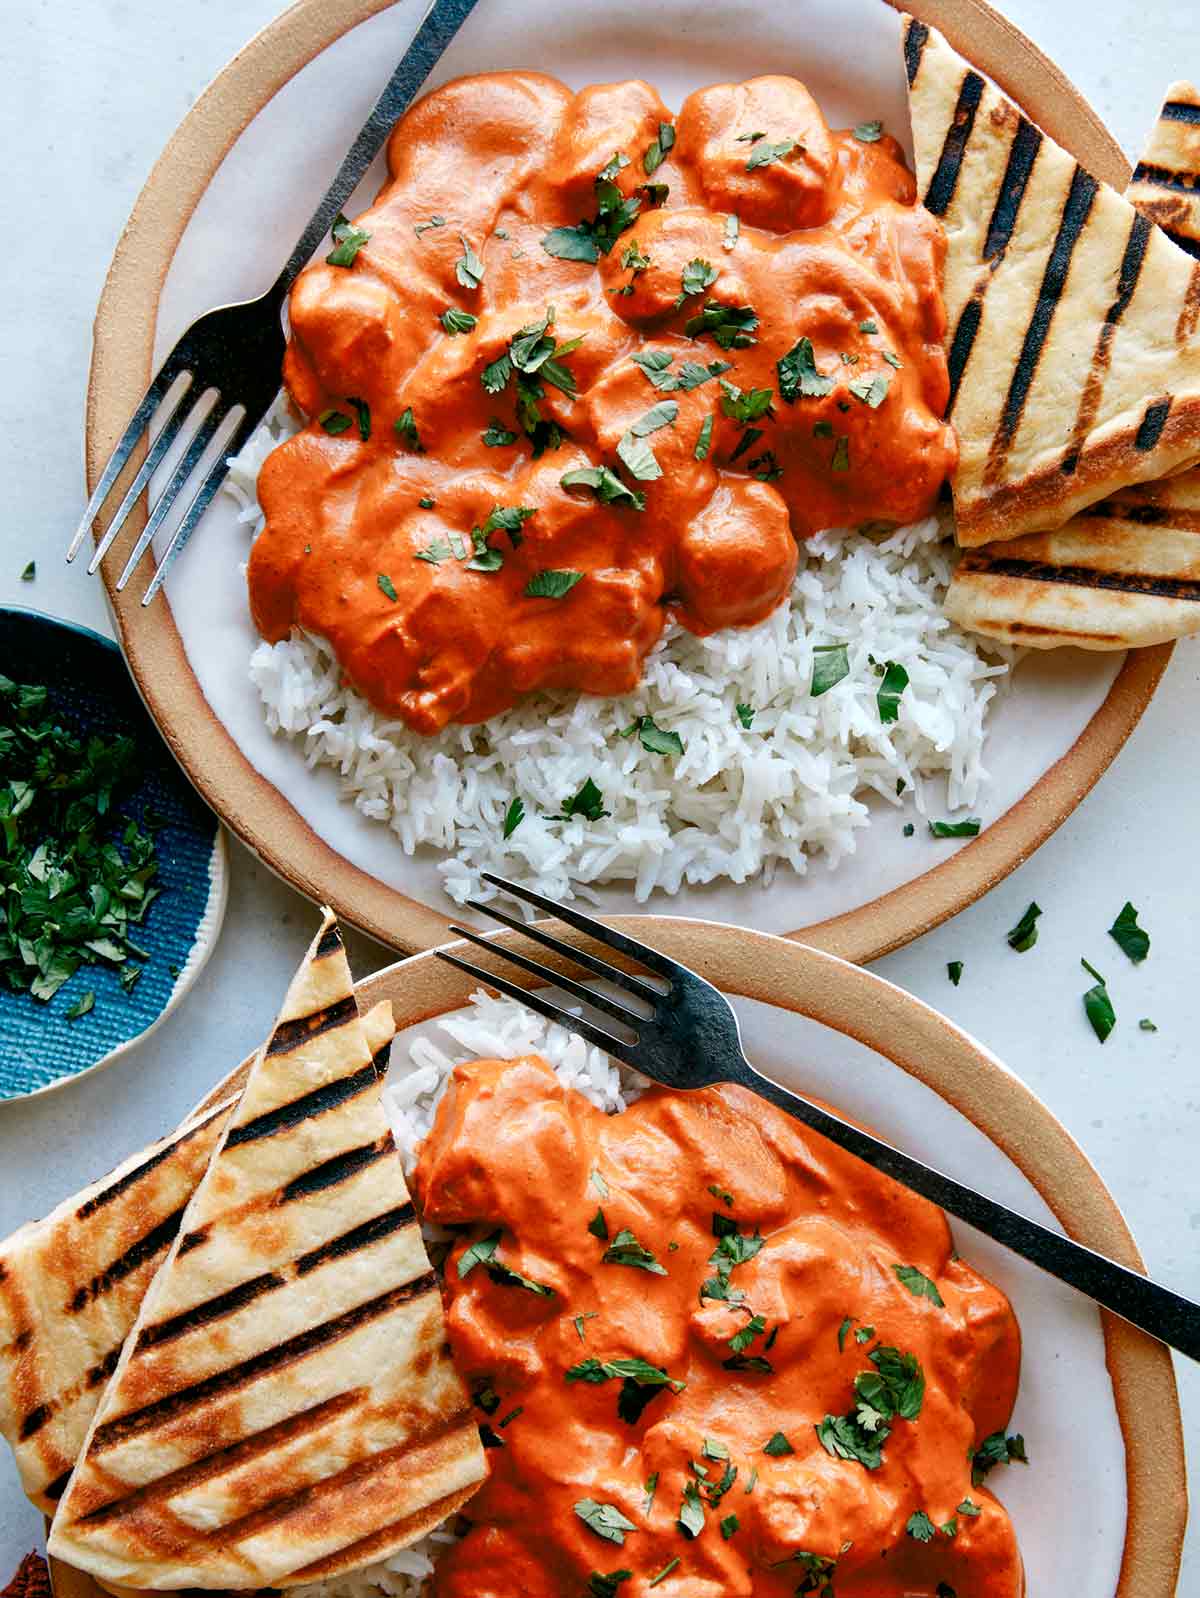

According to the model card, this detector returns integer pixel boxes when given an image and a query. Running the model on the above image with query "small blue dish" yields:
[0,607,227,1101]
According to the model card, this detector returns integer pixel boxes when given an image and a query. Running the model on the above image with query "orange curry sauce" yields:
[248,74,957,735]
[413,1057,1023,1597]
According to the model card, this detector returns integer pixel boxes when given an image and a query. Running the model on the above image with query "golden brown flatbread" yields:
[943,81,1200,647]
[48,912,483,1590]
[904,20,1200,547]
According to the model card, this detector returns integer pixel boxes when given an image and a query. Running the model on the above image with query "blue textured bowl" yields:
[0,607,227,1101]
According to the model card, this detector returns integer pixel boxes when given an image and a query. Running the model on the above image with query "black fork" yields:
[438,874,1200,1363]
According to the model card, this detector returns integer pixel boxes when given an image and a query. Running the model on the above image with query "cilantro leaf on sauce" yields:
[319,408,352,435]
[684,301,759,349]
[777,336,834,401]
[643,121,676,176]
[455,234,485,289]
[719,379,774,425]
[906,1511,936,1543]
[1109,901,1150,963]
[376,573,398,602]
[893,1264,945,1307]
[525,569,584,599]
[587,1573,632,1598]
[601,1227,668,1274]
[561,465,646,512]
[648,1559,680,1587]
[347,396,371,441]
[847,371,890,408]
[854,119,884,141]
[677,1481,706,1539]
[694,414,714,461]
[724,213,740,251]
[483,419,518,446]
[394,407,423,452]
[326,214,370,267]
[457,1230,502,1278]
[574,1499,637,1546]
[440,307,478,334]
[763,1431,794,1456]
[745,137,798,171]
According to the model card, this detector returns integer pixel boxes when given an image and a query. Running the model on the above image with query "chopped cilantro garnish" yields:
[929,817,981,837]
[587,1571,632,1598]
[1082,958,1116,1043]
[19,561,34,581]
[394,407,423,452]
[644,121,676,175]
[893,1264,945,1307]
[1109,901,1149,963]
[440,307,478,334]
[720,1513,739,1539]
[552,776,609,823]
[777,336,834,401]
[859,318,878,334]
[684,301,759,349]
[587,1207,609,1240]
[64,990,95,1021]
[643,1472,659,1514]
[745,137,799,171]
[455,234,485,289]
[525,568,584,599]
[1140,1017,1158,1032]
[848,371,890,408]
[883,349,903,368]
[457,1230,501,1278]
[418,496,435,509]
[694,413,714,461]
[543,154,643,261]
[678,257,719,303]
[728,1314,767,1354]
[574,1310,599,1340]
[971,1430,1028,1486]
[957,1497,982,1517]
[677,1480,706,1539]
[319,408,351,435]
[648,1558,679,1587]
[601,1226,667,1273]
[347,396,370,441]
[816,1345,924,1471]
[377,573,398,602]
[947,960,964,985]
[735,703,755,729]
[326,213,370,267]
[854,120,884,142]
[831,435,850,471]
[561,465,645,511]
[876,661,908,723]
[763,1431,794,1456]
[574,1499,637,1546]
[621,714,684,757]
[719,379,773,426]
[723,213,740,251]
[1007,901,1042,952]
[483,419,518,447]
[413,215,446,235]
[811,643,849,697]
[906,1510,936,1542]
[502,796,525,839]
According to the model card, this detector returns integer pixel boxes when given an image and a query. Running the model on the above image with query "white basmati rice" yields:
[227,399,1017,912]
[292,989,643,1598]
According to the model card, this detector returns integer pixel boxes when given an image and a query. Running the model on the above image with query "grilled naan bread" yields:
[1126,82,1200,260]
[0,1002,391,1516]
[904,20,1200,547]
[944,81,1200,647]
[48,913,484,1590]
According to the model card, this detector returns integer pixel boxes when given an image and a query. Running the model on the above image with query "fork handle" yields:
[270,0,484,298]
[742,1064,1200,1362]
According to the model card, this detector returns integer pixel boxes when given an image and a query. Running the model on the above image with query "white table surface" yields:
[1,0,1196,1587]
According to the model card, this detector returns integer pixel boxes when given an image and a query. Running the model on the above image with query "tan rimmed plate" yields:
[86,0,1170,960]
[46,917,1186,1593]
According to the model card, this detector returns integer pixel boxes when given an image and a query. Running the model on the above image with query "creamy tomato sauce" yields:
[248,73,956,735]
[413,1057,1023,1597]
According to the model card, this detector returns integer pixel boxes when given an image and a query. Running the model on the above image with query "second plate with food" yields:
[45,916,1188,1596]
[86,0,1168,958]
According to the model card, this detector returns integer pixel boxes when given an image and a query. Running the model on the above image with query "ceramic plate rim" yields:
[0,605,229,1106]
[47,914,1186,1595]
[84,0,1170,962]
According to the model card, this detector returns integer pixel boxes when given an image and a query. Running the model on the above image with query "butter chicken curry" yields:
[248,74,956,735]
[413,1057,1024,1597]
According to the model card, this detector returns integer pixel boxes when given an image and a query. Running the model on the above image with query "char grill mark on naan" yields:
[903,20,1200,547]
[47,912,483,1592]
[941,77,1200,648]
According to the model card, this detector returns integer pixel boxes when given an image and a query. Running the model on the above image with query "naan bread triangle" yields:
[904,20,1200,547]
[48,912,484,1590]
[941,80,1200,647]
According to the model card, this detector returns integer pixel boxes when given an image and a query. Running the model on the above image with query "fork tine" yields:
[66,366,189,563]
[85,378,195,575]
[114,396,226,592]
[140,407,251,605]
[480,873,678,980]
[447,924,644,1030]
[464,897,661,1003]
[435,948,635,1059]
